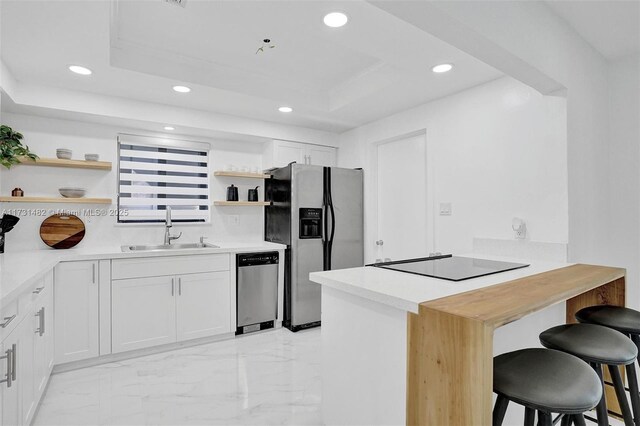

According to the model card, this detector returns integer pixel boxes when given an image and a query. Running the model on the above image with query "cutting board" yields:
[40,214,85,249]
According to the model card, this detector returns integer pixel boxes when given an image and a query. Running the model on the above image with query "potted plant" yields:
[0,124,38,169]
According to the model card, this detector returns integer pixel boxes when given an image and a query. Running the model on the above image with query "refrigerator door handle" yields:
[321,203,327,243]
[325,167,336,270]
[328,200,336,245]
[322,167,330,270]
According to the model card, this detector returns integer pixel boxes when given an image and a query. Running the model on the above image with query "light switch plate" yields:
[439,202,452,216]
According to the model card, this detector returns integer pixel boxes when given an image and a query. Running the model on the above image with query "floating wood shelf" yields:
[213,171,271,179]
[213,201,271,206]
[0,196,112,204]
[17,157,112,171]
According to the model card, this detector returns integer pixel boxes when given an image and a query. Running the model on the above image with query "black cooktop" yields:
[371,254,529,282]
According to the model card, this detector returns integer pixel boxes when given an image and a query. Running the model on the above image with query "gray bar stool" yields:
[539,323,639,426]
[576,305,640,368]
[493,348,602,426]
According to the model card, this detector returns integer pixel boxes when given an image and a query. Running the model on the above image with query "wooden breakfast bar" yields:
[408,263,625,425]
[311,259,626,426]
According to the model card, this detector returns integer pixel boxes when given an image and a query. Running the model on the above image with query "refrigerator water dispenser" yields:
[299,208,322,239]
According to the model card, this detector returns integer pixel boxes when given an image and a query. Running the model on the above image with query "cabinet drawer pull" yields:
[0,315,16,328]
[92,263,96,284]
[11,343,16,382]
[35,308,45,336]
[32,286,44,294]
[171,278,175,296]
[0,345,13,387]
[178,278,182,296]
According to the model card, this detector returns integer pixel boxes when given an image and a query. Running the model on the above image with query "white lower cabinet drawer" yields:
[111,254,229,280]
[111,276,177,354]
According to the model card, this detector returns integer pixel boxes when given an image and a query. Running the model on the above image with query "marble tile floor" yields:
[34,328,322,426]
[30,325,630,426]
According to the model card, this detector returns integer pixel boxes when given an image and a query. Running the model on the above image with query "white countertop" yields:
[310,255,571,314]
[1,241,286,307]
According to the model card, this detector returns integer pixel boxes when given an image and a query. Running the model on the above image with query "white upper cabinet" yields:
[54,261,100,364]
[263,140,336,169]
[307,145,337,166]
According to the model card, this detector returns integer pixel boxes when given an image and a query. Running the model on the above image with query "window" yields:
[117,134,210,223]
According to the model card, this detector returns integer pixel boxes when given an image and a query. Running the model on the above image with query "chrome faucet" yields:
[163,206,182,245]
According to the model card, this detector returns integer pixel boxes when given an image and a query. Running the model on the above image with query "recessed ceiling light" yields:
[164,126,175,131]
[68,65,92,75]
[172,85,191,93]
[278,106,293,113]
[324,12,348,28]
[432,63,453,73]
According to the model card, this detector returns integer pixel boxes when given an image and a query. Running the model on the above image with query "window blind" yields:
[117,135,210,223]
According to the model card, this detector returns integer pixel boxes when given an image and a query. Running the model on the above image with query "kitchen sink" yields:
[121,242,219,252]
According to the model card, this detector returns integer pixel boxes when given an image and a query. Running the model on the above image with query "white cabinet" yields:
[1,272,54,426]
[54,261,100,364]
[18,313,36,426]
[176,272,231,341]
[112,276,177,353]
[269,140,306,166]
[111,256,233,355]
[264,140,336,168]
[34,281,54,400]
[1,329,19,426]
[307,144,337,166]
[0,318,37,426]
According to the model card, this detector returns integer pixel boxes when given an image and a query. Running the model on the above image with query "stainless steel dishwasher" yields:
[236,252,279,335]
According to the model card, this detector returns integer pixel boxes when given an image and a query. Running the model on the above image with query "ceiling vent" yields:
[164,0,186,8]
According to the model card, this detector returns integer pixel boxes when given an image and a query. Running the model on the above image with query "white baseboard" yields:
[53,321,282,374]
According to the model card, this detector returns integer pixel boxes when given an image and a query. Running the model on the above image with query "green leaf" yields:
[0,124,38,169]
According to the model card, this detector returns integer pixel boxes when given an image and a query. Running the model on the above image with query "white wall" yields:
[338,76,568,262]
[367,2,640,309]
[371,0,609,262]
[605,53,640,310]
[0,113,267,251]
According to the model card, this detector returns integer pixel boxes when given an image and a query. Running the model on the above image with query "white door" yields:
[54,261,99,364]
[376,134,429,262]
[274,141,306,167]
[0,331,19,426]
[176,271,231,341]
[307,145,336,166]
[112,276,177,353]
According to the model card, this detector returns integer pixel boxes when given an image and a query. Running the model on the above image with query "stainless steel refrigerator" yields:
[265,163,364,332]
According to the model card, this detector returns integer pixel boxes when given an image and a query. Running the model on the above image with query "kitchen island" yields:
[310,257,625,425]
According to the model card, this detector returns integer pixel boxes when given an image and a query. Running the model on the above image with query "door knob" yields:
[376,240,384,246]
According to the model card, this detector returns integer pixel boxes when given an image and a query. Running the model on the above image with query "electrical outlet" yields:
[512,218,527,239]
[439,202,452,216]
[228,215,240,225]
